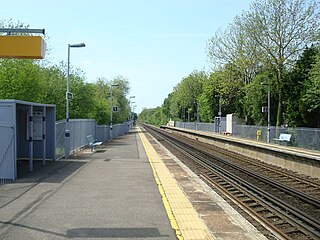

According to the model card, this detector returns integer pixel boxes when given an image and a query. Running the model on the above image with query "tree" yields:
[300,48,320,127]
[198,68,244,123]
[171,71,206,121]
[207,17,260,85]
[40,64,67,120]
[138,107,167,126]
[0,59,45,103]
[243,0,320,126]
[283,46,319,126]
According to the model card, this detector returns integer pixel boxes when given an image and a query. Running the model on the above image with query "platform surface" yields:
[0,127,267,240]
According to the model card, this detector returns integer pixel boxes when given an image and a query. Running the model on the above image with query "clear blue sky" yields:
[1,0,252,113]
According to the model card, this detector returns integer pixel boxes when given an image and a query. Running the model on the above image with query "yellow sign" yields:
[0,36,46,59]
[256,130,261,141]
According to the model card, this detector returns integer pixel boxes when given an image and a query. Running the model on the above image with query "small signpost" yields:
[113,106,118,112]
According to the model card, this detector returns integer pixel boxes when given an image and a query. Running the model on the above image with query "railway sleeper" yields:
[229,189,240,194]
[271,219,287,225]
[251,206,266,212]
[282,227,301,234]
[225,186,236,191]
[241,198,255,203]
[264,212,277,218]
[246,202,261,208]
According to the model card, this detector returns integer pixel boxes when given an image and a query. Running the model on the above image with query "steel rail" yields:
[143,125,320,239]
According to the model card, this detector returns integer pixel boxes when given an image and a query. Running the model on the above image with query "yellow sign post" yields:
[0,36,46,59]
[256,130,262,141]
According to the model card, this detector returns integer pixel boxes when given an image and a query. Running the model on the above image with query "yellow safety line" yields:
[138,129,183,240]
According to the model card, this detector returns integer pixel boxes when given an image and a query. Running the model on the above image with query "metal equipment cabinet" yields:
[0,100,56,183]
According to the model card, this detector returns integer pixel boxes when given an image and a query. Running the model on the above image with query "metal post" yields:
[65,44,71,159]
[110,83,119,140]
[65,43,85,159]
[218,97,222,133]
[261,81,271,143]
[29,105,33,172]
[267,83,270,143]
[42,106,46,166]
[129,96,135,121]
[110,86,113,140]
[197,102,199,122]
[214,95,221,133]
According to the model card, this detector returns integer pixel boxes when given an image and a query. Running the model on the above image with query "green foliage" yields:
[39,64,66,120]
[138,107,168,126]
[0,59,44,102]
[167,70,207,121]
[300,49,320,127]
[0,20,131,125]
[283,46,319,126]
[0,59,131,125]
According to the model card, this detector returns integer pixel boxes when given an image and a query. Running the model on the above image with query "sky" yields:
[0,0,252,113]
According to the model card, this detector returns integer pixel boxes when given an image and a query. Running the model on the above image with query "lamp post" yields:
[129,96,135,122]
[130,101,135,111]
[110,83,119,140]
[195,101,199,130]
[215,95,222,133]
[130,101,135,120]
[65,43,85,159]
[195,102,199,122]
[261,82,271,143]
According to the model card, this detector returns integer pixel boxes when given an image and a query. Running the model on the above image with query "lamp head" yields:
[69,43,86,48]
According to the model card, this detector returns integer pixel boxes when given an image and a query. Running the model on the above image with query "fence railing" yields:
[56,120,132,160]
[174,121,320,151]
[0,122,15,185]
[175,121,226,133]
[0,119,132,187]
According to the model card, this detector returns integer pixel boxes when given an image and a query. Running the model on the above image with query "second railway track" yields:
[142,124,320,240]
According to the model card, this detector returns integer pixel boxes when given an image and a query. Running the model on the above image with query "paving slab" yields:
[0,128,176,240]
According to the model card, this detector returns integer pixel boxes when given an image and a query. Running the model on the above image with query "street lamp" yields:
[65,43,85,159]
[215,95,222,133]
[130,101,135,111]
[110,83,119,140]
[261,82,271,143]
[129,96,135,121]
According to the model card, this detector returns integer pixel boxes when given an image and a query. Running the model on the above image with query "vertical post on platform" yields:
[215,95,222,133]
[65,43,85,159]
[261,81,271,143]
[110,83,119,140]
[29,105,33,172]
[42,106,46,166]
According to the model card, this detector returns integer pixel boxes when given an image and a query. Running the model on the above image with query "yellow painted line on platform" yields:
[139,129,183,240]
[138,127,213,240]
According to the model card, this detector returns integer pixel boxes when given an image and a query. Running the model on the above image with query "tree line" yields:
[0,21,131,125]
[139,0,320,128]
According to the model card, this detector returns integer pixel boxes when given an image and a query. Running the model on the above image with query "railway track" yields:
[143,124,320,240]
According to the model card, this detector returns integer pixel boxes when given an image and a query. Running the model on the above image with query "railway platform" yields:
[0,126,267,240]
[162,125,320,179]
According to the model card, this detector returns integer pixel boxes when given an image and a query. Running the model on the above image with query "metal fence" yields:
[0,122,15,185]
[233,125,320,150]
[96,122,131,142]
[174,121,320,151]
[175,120,226,133]
[56,120,132,160]
[0,119,131,186]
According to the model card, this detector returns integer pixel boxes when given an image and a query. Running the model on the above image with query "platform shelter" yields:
[0,100,55,182]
